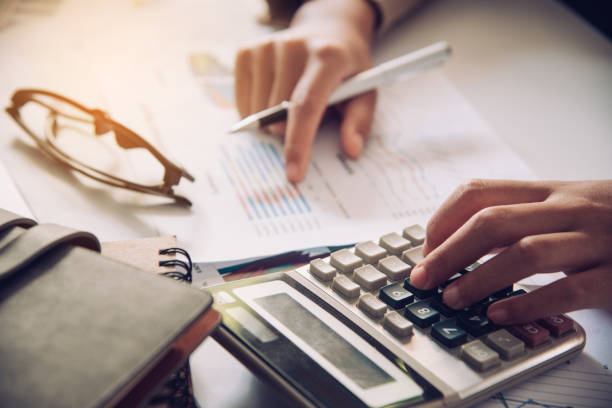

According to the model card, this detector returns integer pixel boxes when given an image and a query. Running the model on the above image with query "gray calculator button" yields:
[403,224,426,246]
[383,311,414,338]
[330,249,363,274]
[357,293,387,318]
[377,256,412,281]
[354,241,387,264]
[309,259,337,282]
[353,265,387,291]
[379,232,412,256]
[401,246,424,266]
[485,329,525,360]
[332,275,361,299]
[461,340,500,372]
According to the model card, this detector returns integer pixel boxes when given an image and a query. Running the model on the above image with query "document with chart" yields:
[153,70,534,262]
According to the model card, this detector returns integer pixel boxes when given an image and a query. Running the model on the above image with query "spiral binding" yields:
[158,247,193,283]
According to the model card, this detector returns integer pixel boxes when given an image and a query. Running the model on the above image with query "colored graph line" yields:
[219,141,315,230]
[242,146,287,217]
[372,134,433,201]
[252,141,296,215]
[220,160,253,221]
[266,142,311,213]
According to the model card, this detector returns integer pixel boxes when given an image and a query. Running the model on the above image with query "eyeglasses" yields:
[5,89,194,206]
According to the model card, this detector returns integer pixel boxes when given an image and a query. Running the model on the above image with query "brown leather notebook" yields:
[0,209,219,408]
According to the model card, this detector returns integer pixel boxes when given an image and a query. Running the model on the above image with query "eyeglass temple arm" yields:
[90,110,195,184]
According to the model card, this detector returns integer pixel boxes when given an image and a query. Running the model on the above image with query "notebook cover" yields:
[0,244,215,408]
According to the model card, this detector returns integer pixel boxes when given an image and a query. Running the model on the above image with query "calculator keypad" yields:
[401,246,424,266]
[461,340,500,372]
[485,329,525,360]
[299,224,577,377]
[358,293,387,318]
[330,249,363,274]
[309,258,337,282]
[379,232,412,255]
[405,300,440,328]
[402,224,426,246]
[377,256,411,281]
[332,275,360,299]
[431,320,468,348]
[383,311,414,338]
[354,241,387,264]
[354,265,387,292]
[379,282,414,309]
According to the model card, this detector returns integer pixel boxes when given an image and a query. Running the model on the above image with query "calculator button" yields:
[457,309,497,337]
[537,315,575,337]
[402,224,426,246]
[461,340,500,371]
[431,292,461,317]
[330,249,363,274]
[383,311,414,338]
[357,294,387,319]
[403,278,436,299]
[354,241,387,264]
[377,256,411,281]
[431,320,468,348]
[309,259,337,282]
[404,300,440,328]
[485,329,525,360]
[509,322,550,348]
[379,283,414,309]
[401,246,424,267]
[379,232,412,256]
[353,265,387,292]
[331,275,361,299]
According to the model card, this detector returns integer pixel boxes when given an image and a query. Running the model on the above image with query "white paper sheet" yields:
[0,0,537,262]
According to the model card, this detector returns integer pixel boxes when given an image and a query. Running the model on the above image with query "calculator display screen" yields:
[255,293,394,389]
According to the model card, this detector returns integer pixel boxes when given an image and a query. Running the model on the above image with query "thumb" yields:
[338,90,377,158]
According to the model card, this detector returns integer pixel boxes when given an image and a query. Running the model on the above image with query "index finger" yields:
[284,58,347,182]
[424,179,553,254]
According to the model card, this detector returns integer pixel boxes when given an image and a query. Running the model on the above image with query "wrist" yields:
[292,0,376,40]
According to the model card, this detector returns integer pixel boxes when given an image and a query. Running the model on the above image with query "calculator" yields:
[209,225,586,408]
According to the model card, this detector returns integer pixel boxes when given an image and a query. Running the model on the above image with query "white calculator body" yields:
[209,225,585,408]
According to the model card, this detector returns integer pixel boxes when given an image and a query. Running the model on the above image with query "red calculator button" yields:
[509,322,550,347]
[537,315,575,337]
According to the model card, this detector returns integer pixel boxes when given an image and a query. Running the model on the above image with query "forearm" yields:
[264,0,420,34]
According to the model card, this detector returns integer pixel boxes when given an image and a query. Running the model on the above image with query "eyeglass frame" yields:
[5,88,195,206]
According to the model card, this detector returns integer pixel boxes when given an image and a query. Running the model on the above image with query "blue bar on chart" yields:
[219,141,317,236]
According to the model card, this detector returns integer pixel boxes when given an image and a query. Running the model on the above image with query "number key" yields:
[404,300,440,328]
[379,283,414,309]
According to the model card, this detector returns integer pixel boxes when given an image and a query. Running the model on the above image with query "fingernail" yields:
[286,161,300,182]
[488,307,509,324]
[443,285,462,309]
[410,264,428,288]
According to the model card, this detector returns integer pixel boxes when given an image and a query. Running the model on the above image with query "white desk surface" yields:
[0,0,610,406]
[190,1,612,407]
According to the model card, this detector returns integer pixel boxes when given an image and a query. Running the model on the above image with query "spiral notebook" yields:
[0,209,219,408]
[101,235,195,282]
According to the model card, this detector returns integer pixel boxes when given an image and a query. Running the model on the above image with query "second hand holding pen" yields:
[229,41,452,133]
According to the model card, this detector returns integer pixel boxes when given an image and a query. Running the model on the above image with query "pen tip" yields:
[229,116,258,133]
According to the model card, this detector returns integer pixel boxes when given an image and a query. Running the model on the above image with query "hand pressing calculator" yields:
[209,225,585,408]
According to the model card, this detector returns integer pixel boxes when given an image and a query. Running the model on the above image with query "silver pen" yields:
[230,41,452,133]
